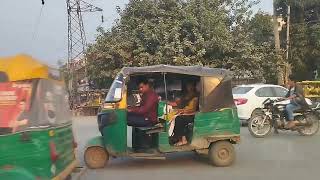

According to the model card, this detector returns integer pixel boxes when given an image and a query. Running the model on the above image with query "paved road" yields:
[73,116,320,180]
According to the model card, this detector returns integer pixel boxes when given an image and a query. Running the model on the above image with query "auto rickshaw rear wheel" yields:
[208,141,235,167]
[84,146,109,169]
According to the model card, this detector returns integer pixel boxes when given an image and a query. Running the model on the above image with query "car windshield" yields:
[105,74,124,102]
[232,86,253,94]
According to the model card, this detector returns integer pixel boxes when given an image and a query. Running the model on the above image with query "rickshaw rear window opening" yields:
[201,76,236,112]
[0,79,71,135]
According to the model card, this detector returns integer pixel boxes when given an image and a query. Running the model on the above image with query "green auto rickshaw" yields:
[84,65,240,168]
[0,54,78,180]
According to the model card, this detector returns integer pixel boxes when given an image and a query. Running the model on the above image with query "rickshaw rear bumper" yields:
[206,134,241,144]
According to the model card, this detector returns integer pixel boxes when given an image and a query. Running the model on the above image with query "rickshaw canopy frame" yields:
[121,65,232,79]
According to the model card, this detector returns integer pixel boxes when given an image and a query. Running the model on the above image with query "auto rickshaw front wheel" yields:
[84,146,109,169]
[208,141,235,167]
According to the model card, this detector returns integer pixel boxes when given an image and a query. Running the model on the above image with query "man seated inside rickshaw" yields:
[168,81,199,146]
[127,78,159,127]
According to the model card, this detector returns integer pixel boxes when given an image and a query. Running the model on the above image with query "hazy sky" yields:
[0,0,272,67]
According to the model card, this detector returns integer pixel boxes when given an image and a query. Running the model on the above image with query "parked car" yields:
[232,84,288,124]
[232,84,312,126]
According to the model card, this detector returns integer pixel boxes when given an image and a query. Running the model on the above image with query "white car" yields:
[233,84,287,122]
[232,84,312,125]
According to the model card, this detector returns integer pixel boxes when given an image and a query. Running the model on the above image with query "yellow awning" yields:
[0,54,52,81]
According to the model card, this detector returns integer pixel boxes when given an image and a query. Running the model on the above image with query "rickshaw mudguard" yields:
[85,134,126,156]
[100,109,128,155]
[0,166,35,180]
[85,136,105,149]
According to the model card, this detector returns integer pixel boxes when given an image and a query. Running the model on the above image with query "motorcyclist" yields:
[284,75,309,129]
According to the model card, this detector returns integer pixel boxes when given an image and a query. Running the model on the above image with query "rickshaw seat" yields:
[136,120,165,134]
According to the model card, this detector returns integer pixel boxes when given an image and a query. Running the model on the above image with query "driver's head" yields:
[288,74,296,87]
[0,71,9,82]
[138,78,151,94]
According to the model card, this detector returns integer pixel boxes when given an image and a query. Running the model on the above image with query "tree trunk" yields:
[273,0,284,85]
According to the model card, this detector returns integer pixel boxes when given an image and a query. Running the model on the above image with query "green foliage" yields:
[248,12,278,83]
[275,0,320,81]
[86,0,278,87]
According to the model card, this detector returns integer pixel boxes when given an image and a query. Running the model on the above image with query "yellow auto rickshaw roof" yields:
[0,54,56,82]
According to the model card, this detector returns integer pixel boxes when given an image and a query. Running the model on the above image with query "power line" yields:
[31,5,44,41]
[30,2,45,49]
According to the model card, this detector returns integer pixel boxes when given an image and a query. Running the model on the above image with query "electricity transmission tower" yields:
[66,0,103,108]
[66,0,102,65]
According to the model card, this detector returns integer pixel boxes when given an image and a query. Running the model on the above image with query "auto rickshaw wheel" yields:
[84,146,109,169]
[208,141,235,167]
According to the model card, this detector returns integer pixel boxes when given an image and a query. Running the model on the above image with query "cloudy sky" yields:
[0,0,272,67]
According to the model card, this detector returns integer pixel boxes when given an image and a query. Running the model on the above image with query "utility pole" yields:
[273,0,284,85]
[286,5,290,60]
[284,5,291,84]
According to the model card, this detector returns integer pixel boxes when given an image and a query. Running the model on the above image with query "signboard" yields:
[0,82,32,134]
[0,79,71,135]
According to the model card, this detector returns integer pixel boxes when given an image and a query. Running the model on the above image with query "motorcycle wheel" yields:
[248,115,273,138]
[297,114,319,136]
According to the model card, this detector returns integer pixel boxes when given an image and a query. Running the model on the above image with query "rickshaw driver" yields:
[127,78,159,127]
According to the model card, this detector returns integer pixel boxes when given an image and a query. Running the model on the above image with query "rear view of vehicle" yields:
[0,55,77,180]
[232,86,255,123]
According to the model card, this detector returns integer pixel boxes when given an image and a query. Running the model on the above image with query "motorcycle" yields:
[248,98,320,138]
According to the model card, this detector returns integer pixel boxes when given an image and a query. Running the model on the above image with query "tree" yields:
[86,0,274,87]
[275,0,320,81]
[247,12,278,83]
